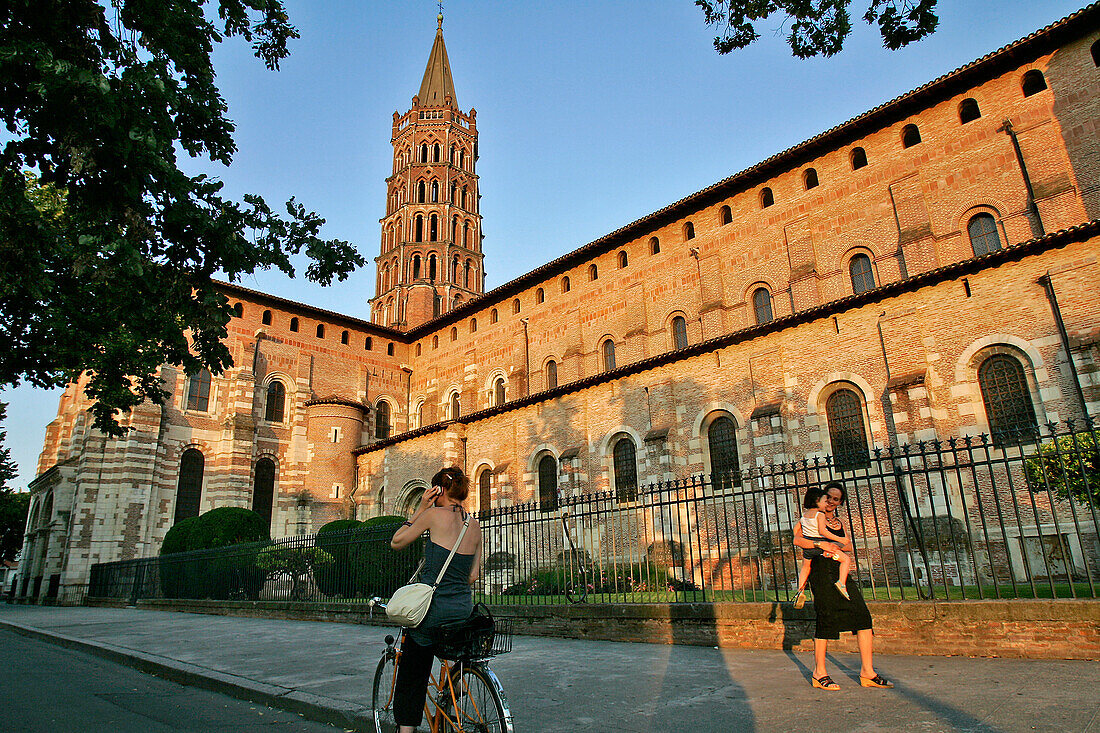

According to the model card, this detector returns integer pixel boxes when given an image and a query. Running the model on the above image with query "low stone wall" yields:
[86,597,1100,660]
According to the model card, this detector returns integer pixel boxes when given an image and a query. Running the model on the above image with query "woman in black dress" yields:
[793,481,893,690]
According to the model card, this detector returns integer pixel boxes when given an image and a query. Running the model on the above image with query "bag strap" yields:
[431,514,471,588]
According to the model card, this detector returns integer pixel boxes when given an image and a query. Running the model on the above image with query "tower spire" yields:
[418,13,457,108]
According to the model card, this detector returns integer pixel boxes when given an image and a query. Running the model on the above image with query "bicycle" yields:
[558,506,589,604]
[369,599,515,733]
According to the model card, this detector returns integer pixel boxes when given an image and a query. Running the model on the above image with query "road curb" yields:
[0,618,375,731]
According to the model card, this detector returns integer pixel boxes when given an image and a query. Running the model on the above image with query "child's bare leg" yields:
[796,559,811,592]
[834,551,851,599]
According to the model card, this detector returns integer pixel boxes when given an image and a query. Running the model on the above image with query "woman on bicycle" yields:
[389,466,483,732]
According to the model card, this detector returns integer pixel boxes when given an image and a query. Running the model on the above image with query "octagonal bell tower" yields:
[370,16,484,329]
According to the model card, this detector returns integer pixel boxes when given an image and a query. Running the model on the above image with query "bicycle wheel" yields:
[441,663,513,733]
[563,565,588,604]
[372,651,399,733]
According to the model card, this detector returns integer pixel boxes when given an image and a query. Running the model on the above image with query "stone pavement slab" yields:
[2,605,1098,732]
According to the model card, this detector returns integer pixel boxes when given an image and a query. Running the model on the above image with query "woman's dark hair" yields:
[431,466,469,502]
[804,481,847,509]
[822,480,847,505]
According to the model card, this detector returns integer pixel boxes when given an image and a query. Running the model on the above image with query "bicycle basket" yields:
[434,604,513,660]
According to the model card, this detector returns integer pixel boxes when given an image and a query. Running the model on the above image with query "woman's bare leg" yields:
[398,727,416,733]
[856,628,876,678]
[813,638,829,679]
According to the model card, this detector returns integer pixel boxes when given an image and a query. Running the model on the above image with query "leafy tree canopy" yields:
[0,401,28,562]
[0,1,365,436]
[695,0,939,57]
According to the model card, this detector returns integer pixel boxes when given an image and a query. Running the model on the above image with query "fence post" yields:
[129,562,144,606]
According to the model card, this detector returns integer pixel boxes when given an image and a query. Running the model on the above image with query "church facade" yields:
[18,8,1100,601]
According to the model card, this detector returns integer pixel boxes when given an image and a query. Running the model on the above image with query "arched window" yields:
[588,264,598,281]
[708,416,741,490]
[561,276,571,293]
[901,124,921,148]
[512,298,520,314]
[186,369,211,411]
[618,250,628,268]
[470,318,477,332]
[850,147,867,170]
[387,343,394,356]
[261,310,272,325]
[431,180,439,202]
[416,343,422,356]
[465,260,472,288]
[826,388,870,471]
[672,315,688,350]
[264,380,286,422]
[803,168,819,189]
[375,400,391,439]
[449,391,461,420]
[649,236,660,254]
[461,187,467,208]
[415,215,423,242]
[1021,69,1047,97]
[316,324,325,339]
[174,448,204,523]
[979,354,1038,445]
[538,454,558,512]
[602,338,616,372]
[365,336,373,350]
[753,287,773,324]
[849,254,876,294]
[958,98,981,124]
[432,334,439,349]
[760,187,774,208]
[683,221,695,240]
[450,326,458,341]
[429,253,437,280]
[612,437,637,502]
[252,457,275,527]
[430,214,438,241]
[493,377,506,406]
[419,143,428,162]
[289,317,299,332]
[479,469,492,514]
[536,287,545,304]
[451,216,458,242]
[412,254,422,280]
[433,143,440,162]
[417,180,426,203]
[341,330,349,345]
[490,308,498,324]
[546,359,558,390]
[968,213,1002,256]
[1092,39,1100,67]
[232,302,243,318]
[719,205,732,225]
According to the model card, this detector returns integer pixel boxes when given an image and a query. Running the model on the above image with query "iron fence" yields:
[90,421,1099,605]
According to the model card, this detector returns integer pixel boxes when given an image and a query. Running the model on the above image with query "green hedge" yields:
[313,515,422,599]
[159,508,271,600]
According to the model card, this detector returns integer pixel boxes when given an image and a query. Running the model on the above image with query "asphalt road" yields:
[0,628,346,733]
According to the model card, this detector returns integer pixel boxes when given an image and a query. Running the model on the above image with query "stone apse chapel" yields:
[19,8,1100,600]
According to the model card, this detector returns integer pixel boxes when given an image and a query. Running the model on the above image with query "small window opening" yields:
[958,98,981,124]
[850,147,867,170]
[649,237,660,255]
[803,168,819,189]
[901,124,921,148]
[719,205,732,225]
[1021,69,1047,97]
[683,221,695,240]
[760,188,774,208]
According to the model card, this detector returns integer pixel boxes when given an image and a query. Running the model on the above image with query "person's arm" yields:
[390,486,440,549]
[815,513,851,551]
[795,518,838,553]
[468,522,482,585]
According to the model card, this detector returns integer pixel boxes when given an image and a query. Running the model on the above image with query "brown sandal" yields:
[812,675,839,690]
[860,674,894,688]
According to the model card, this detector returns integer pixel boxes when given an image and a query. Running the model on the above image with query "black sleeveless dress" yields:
[408,538,475,646]
[807,524,873,640]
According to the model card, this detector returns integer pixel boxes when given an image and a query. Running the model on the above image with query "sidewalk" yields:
[2,604,1097,732]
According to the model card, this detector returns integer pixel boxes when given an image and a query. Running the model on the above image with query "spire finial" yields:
[437,1,443,29]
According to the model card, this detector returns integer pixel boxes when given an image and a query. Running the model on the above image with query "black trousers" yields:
[393,633,436,727]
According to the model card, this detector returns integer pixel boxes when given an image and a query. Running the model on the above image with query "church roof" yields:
[417,17,457,107]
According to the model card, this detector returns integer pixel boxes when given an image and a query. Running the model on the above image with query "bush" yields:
[158,508,271,600]
[1025,432,1100,505]
[314,515,421,599]
[314,518,364,597]
[183,507,270,550]
[256,545,334,600]
[503,561,697,597]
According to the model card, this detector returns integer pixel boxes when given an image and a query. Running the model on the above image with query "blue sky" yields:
[2,0,1085,490]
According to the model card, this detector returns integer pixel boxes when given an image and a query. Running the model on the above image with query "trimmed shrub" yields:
[158,508,271,600]
[314,515,422,599]
[314,518,364,597]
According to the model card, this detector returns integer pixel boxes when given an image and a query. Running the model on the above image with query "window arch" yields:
[958,98,981,124]
[430,213,438,241]
[752,287,773,324]
[450,326,458,341]
[412,254,422,279]
[901,124,921,148]
[432,143,440,162]
[264,380,286,422]
[850,147,867,170]
[417,179,426,203]
[536,287,545,304]
[1021,69,1047,96]
[978,353,1038,445]
[612,437,638,502]
[561,276,571,293]
[545,359,558,390]
[588,264,598,281]
[683,221,695,240]
[601,338,616,372]
[261,310,272,325]
[449,391,461,420]
[415,215,424,242]
[289,317,299,332]
[512,298,521,314]
[490,308,498,324]
[431,180,439,203]
[470,318,477,333]
[432,334,439,349]
[825,387,870,471]
[365,336,373,350]
[429,253,437,280]
[416,343,422,356]
[387,343,394,356]
[849,253,876,294]
[419,143,428,162]
[538,454,558,512]
[316,324,325,339]
[968,213,1002,256]
[252,457,275,527]
[1093,39,1100,67]
[803,168,819,189]
[649,236,660,255]
[478,468,492,513]
[760,187,774,208]
[186,369,212,412]
[375,400,391,439]
[174,448,204,523]
[492,376,506,406]
[671,315,688,350]
[707,416,741,490]
[341,330,349,345]
[618,250,628,268]
[232,302,243,318]
[719,205,732,225]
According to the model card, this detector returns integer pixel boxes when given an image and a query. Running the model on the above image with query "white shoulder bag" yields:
[386,516,470,628]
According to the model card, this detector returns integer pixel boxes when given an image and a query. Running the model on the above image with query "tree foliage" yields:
[695,0,939,58]
[0,1,365,435]
[0,401,28,561]
[1025,432,1100,506]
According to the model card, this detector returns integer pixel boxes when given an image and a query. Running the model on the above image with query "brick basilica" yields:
[17,8,1100,600]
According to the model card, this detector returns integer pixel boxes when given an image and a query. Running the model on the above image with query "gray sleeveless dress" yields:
[409,538,475,646]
